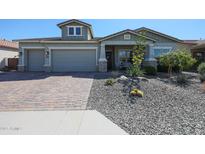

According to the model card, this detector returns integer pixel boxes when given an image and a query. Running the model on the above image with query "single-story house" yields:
[14,19,193,72]
[0,39,18,69]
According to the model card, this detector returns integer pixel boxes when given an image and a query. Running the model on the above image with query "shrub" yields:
[197,63,205,83]
[105,79,115,86]
[143,66,157,75]
[0,67,9,72]
[159,48,196,76]
[130,88,144,97]
[127,66,144,77]
[197,63,205,75]
[176,74,188,85]
[199,75,205,83]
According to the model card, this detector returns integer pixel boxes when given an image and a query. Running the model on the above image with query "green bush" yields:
[143,66,157,75]
[127,65,144,77]
[176,74,188,85]
[197,63,205,75]
[199,75,205,83]
[0,67,9,72]
[197,63,205,82]
[105,79,115,86]
[159,48,196,76]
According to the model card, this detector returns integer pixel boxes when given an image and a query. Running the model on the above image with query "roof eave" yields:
[16,40,98,43]
[99,30,156,42]
[135,27,183,43]
[0,46,18,50]
[57,19,91,28]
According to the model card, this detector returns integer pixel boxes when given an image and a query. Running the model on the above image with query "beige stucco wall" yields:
[19,42,101,69]
[0,48,18,68]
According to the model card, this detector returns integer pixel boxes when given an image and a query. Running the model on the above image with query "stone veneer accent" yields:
[98,60,107,72]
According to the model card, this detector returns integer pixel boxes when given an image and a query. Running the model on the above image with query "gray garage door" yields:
[52,49,96,72]
[28,50,44,71]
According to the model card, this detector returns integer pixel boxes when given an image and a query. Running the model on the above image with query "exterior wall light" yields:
[19,52,22,56]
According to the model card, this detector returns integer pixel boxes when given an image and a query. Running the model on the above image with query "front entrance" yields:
[106,51,112,70]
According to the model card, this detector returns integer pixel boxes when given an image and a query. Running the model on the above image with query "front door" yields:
[106,51,112,70]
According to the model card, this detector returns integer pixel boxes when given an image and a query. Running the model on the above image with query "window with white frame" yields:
[153,47,172,58]
[124,34,131,40]
[68,26,82,36]
[119,49,132,68]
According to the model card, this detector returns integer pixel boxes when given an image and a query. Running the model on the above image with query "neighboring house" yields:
[14,19,193,72]
[0,39,18,69]
[190,40,205,62]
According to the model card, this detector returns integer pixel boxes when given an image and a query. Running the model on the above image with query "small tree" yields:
[159,47,196,76]
[159,52,176,76]
[128,31,146,77]
[132,31,146,66]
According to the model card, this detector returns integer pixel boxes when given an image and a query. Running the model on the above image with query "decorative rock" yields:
[119,75,128,80]
[137,77,149,82]
[87,73,205,135]
[182,71,199,78]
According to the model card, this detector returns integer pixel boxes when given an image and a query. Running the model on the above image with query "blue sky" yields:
[0,19,205,40]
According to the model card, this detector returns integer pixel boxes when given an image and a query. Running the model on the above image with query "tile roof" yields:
[191,40,205,49]
[0,39,19,49]
[182,40,198,44]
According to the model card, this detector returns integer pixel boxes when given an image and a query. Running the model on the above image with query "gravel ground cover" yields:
[87,73,205,135]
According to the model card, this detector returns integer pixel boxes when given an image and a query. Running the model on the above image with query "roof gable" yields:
[99,29,156,42]
[57,19,91,28]
[57,19,94,38]
[135,27,182,43]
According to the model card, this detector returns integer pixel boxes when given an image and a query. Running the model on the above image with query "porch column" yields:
[148,44,155,61]
[99,44,107,72]
[18,47,25,72]
[44,47,52,72]
[148,44,157,68]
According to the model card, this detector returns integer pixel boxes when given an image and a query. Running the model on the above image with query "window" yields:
[68,26,82,36]
[76,27,82,35]
[153,47,172,58]
[124,34,131,40]
[68,27,74,35]
[119,49,132,68]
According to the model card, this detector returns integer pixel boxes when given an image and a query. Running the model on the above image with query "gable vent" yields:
[124,34,131,40]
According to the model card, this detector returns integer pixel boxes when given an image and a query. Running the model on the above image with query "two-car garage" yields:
[52,49,97,72]
[27,48,97,72]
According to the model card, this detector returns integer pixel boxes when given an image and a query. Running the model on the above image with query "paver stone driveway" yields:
[0,72,94,111]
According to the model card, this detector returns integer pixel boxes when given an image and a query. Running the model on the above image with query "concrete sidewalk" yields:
[0,110,128,135]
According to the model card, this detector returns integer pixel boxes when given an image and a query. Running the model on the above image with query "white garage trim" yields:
[48,47,98,65]
[21,46,98,67]
[21,47,45,67]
